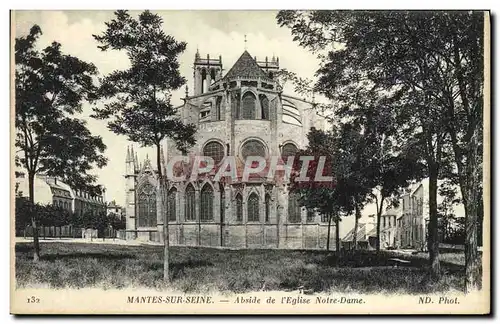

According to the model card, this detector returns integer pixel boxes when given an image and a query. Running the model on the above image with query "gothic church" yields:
[124,50,334,249]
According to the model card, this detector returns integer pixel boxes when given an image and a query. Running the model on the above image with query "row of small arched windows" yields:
[201,141,299,165]
[137,183,303,224]
[205,93,270,121]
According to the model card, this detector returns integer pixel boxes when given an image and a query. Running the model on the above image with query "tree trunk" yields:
[335,213,340,253]
[157,144,170,283]
[465,127,481,292]
[28,172,40,262]
[428,167,441,280]
[326,212,332,251]
[353,204,360,251]
[376,196,385,251]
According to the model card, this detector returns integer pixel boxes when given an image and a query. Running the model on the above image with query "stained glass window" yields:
[241,92,256,119]
[203,141,225,164]
[185,184,196,221]
[241,140,266,160]
[247,193,259,222]
[260,95,269,120]
[235,194,243,222]
[200,184,213,221]
[137,183,156,227]
[167,188,176,222]
[288,192,301,223]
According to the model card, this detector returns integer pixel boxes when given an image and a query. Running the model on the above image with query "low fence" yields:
[18,225,121,240]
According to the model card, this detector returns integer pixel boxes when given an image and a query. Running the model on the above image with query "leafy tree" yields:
[92,10,197,282]
[348,103,425,251]
[15,197,33,235]
[437,182,460,242]
[15,25,108,261]
[289,126,374,252]
[289,127,340,251]
[108,212,126,230]
[277,11,485,289]
[334,124,375,251]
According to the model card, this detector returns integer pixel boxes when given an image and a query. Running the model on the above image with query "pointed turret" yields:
[134,151,139,172]
[125,145,134,175]
[126,145,131,162]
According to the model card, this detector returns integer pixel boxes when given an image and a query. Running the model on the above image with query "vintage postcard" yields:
[10,9,491,315]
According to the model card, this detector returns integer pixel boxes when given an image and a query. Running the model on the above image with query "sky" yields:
[14,10,378,233]
[14,10,325,203]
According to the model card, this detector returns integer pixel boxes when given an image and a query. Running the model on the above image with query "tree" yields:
[15,197,33,236]
[277,11,485,288]
[437,182,460,242]
[288,127,340,251]
[15,25,108,261]
[289,126,374,252]
[92,10,197,283]
[351,104,425,251]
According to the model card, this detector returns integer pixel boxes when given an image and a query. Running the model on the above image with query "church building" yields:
[124,50,335,249]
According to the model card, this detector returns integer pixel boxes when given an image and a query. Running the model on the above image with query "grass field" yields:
[15,242,474,294]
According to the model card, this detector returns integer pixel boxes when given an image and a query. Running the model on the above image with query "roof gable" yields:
[223,51,270,80]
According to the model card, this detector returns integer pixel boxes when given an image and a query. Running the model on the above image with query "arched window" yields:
[288,192,301,223]
[210,68,216,84]
[241,92,256,119]
[216,96,222,120]
[281,143,298,161]
[201,69,207,94]
[265,194,271,223]
[203,141,225,164]
[235,193,243,222]
[220,183,225,223]
[185,184,196,221]
[137,183,156,227]
[200,184,214,221]
[167,188,177,222]
[232,91,241,119]
[241,140,266,160]
[247,193,260,222]
[259,94,269,120]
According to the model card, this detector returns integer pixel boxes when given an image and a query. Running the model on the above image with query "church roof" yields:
[223,50,270,81]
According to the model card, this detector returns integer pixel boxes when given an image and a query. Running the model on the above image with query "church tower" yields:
[193,49,223,95]
[124,146,137,239]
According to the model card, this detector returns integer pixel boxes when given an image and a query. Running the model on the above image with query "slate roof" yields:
[223,50,271,81]
[342,223,378,242]
[343,223,367,242]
